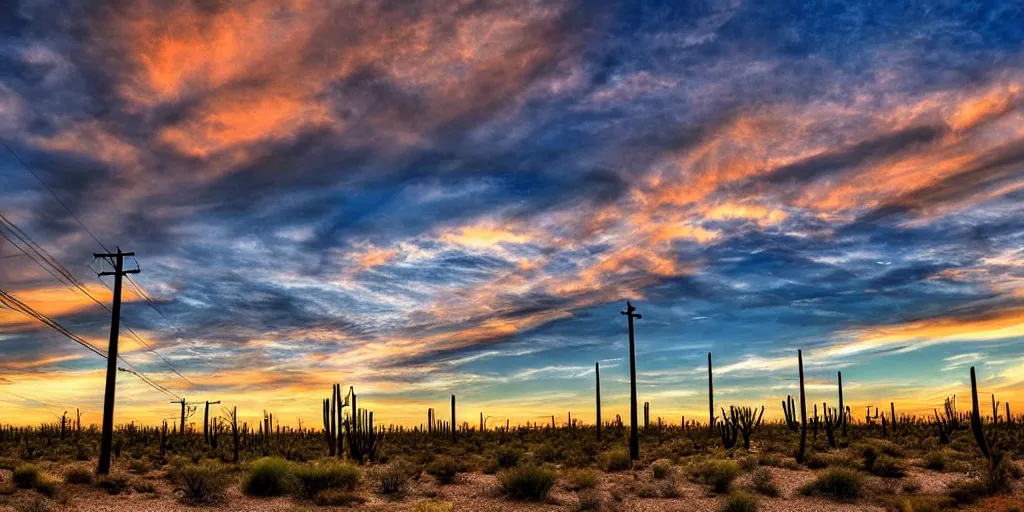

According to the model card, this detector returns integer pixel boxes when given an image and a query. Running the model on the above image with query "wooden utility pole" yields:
[203,400,221,445]
[94,249,139,475]
[621,301,642,461]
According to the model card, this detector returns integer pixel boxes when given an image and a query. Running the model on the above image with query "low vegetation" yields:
[498,464,557,501]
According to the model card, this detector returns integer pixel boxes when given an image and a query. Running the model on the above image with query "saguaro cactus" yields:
[783,395,799,431]
[796,349,808,464]
[644,402,650,429]
[451,395,456,442]
[708,352,715,431]
[717,407,738,449]
[838,371,846,436]
[734,405,765,451]
[595,362,602,441]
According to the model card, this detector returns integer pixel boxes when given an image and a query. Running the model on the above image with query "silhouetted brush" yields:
[796,349,807,464]
[782,395,799,431]
[716,407,738,449]
[733,405,764,451]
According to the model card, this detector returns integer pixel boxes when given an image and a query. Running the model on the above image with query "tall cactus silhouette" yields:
[595,362,602,441]
[708,352,714,431]
[796,349,808,464]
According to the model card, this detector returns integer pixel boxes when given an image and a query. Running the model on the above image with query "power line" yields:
[0,287,180,400]
[0,214,193,387]
[3,142,109,252]
[2,143,198,384]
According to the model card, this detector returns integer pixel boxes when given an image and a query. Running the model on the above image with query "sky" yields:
[0,0,1022,430]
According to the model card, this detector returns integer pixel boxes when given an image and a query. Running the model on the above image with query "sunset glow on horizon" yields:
[1,1,1022,430]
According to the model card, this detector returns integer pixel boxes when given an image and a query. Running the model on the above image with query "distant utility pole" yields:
[621,301,642,461]
[203,400,221,444]
[94,248,139,475]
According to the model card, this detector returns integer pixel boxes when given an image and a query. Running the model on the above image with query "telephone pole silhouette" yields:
[621,301,642,461]
[203,400,221,444]
[94,249,140,475]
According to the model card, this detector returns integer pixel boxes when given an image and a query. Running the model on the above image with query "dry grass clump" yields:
[750,467,779,497]
[602,450,631,472]
[719,490,758,512]
[563,468,598,490]
[498,464,557,501]
[798,468,862,501]
[690,460,741,494]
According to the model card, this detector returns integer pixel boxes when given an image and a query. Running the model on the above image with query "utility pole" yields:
[94,248,139,475]
[621,301,642,461]
[203,400,221,445]
[171,398,195,436]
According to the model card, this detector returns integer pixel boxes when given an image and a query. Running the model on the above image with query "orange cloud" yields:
[0,284,142,330]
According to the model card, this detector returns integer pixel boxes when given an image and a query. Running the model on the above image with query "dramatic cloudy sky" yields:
[1,0,1022,428]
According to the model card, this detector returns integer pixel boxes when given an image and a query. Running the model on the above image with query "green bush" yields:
[176,465,229,505]
[376,463,410,496]
[946,479,986,505]
[32,477,58,498]
[870,455,906,478]
[96,474,130,495]
[651,459,673,479]
[292,462,360,500]
[798,468,861,501]
[563,468,598,490]
[601,450,631,472]
[128,460,149,475]
[242,457,293,497]
[64,467,92,485]
[13,463,40,488]
[495,447,523,469]
[577,488,602,510]
[498,465,557,501]
[923,451,945,471]
[750,467,778,497]
[690,460,741,494]
[719,490,758,512]
[426,456,464,485]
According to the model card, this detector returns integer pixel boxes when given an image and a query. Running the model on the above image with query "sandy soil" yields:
[1,459,1022,512]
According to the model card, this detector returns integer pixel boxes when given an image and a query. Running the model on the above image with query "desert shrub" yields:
[946,479,985,505]
[292,462,360,500]
[376,463,410,496]
[602,450,631,472]
[426,456,464,485]
[798,468,861,501]
[756,453,783,467]
[563,468,598,490]
[495,447,523,469]
[871,455,906,478]
[13,463,40,488]
[651,459,673,479]
[64,467,92,485]
[313,489,367,506]
[96,474,130,495]
[901,479,921,494]
[17,497,50,512]
[176,465,229,505]
[923,451,946,471]
[576,488,602,511]
[883,495,952,512]
[804,452,829,469]
[242,457,293,497]
[499,464,557,501]
[719,490,758,512]
[861,440,903,472]
[412,501,453,512]
[739,456,758,472]
[690,460,741,494]
[32,478,58,498]
[750,468,779,497]
[985,456,1014,496]
[535,442,564,463]
[132,479,158,494]
[128,460,149,475]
